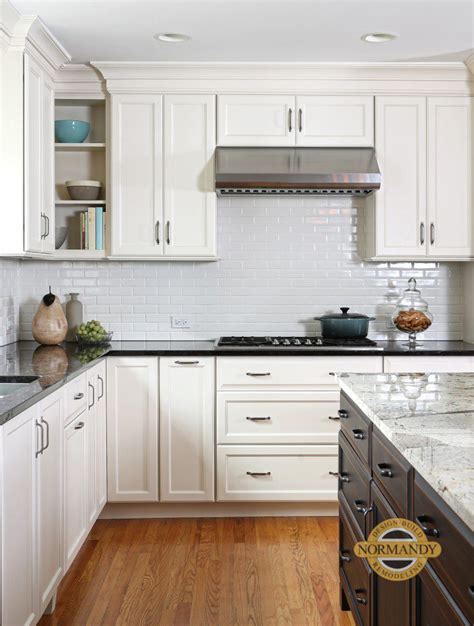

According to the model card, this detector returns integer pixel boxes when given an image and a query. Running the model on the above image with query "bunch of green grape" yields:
[76,320,109,343]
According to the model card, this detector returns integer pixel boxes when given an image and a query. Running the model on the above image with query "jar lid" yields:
[404,277,420,294]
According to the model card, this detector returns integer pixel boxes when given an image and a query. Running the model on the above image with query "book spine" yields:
[95,207,103,250]
[88,207,96,251]
[80,212,85,250]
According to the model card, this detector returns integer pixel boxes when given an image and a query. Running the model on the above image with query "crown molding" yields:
[91,61,474,96]
[466,52,474,75]
[0,0,21,50]
[55,63,106,98]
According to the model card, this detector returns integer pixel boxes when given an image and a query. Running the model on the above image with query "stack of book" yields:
[80,206,105,250]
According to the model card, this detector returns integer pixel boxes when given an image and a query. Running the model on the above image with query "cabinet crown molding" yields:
[466,52,474,76]
[9,15,70,73]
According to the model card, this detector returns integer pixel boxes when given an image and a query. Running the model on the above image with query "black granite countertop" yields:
[0,339,473,426]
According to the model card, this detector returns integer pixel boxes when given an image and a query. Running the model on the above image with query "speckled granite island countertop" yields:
[338,372,474,531]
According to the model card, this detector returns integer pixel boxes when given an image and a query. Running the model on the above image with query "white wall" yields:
[17,197,464,342]
[0,259,20,345]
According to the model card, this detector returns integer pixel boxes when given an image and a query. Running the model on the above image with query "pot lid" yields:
[315,307,373,320]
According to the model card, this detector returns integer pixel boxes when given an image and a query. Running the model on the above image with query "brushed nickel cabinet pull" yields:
[430,222,435,245]
[166,221,171,245]
[45,215,50,238]
[288,108,293,132]
[41,417,50,452]
[298,108,303,132]
[246,471,271,477]
[88,381,95,409]
[246,372,271,377]
[155,220,160,245]
[175,360,199,365]
[97,374,104,400]
[246,416,272,421]
[35,420,44,457]
[420,222,425,245]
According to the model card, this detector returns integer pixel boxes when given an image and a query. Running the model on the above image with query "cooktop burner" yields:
[216,336,380,350]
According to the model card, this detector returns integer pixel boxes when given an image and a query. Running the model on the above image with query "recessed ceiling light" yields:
[361,32,398,43]
[154,33,190,43]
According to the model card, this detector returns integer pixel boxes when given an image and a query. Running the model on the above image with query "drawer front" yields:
[216,445,338,501]
[217,391,340,444]
[414,476,474,623]
[217,356,383,391]
[339,433,371,537]
[64,373,87,425]
[372,429,411,517]
[340,394,371,465]
[416,566,470,626]
[340,505,372,626]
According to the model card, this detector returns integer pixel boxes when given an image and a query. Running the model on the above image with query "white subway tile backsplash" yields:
[4,196,463,342]
[0,259,20,346]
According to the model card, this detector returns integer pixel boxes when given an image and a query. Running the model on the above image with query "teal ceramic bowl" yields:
[55,120,90,143]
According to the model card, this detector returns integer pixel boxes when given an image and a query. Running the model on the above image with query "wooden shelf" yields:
[53,249,106,260]
[55,200,106,206]
[55,143,106,151]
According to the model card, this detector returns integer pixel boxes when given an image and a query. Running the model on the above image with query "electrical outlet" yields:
[171,316,191,329]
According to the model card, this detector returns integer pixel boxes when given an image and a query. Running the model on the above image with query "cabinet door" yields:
[37,391,63,613]
[95,361,107,511]
[296,96,374,147]
[24,53,45,253]
[110,94,163,256]
[163,95,216,257]
[217,95,296,146]
[427,97,473,257]
[64,413,88,570]
[160,357,215,501]
[41,73,55,254]
[107,357,159,502]
[86,372,98,525]
[1,406,37,626]
[374,97,427,257]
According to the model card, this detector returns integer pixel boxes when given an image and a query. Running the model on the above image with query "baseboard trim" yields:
[100,501,339,519]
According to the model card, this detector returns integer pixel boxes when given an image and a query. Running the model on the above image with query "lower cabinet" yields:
[415,566,470,626]
[63,412,88,571]
[107,357,159,501]
[86,361,107,524]
[159,357,215,502]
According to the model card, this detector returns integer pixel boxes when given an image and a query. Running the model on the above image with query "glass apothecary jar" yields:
[392,278,433,347]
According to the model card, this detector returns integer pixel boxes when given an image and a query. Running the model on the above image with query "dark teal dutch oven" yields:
[314,307,375,339]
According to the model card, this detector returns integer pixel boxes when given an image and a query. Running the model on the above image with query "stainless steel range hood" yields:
[215,147,381,196]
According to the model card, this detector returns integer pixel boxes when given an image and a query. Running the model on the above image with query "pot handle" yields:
[368,317,376,321]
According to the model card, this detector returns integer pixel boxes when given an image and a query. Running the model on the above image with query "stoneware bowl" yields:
[55,119,90,143]
[55,227,68,249]
[66,180,102,201]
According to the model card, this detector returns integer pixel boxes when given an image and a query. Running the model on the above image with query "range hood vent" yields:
[215,147,381,196]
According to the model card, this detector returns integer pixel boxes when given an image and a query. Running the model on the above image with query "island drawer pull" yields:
[415,515,440,538]
[352,429,365,440]
[355,590,367,606]
[377,463,394,478]
[338,409,348,419]
[339,552,351,563]
[329,471,350,483]
[354,500,373,517]
[246,416,272,421]
[469,586,474,598]
[74,392,84,400]
[246,372,271,377]
[246,471,271,477]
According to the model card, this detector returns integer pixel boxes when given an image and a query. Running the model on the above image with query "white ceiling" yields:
[12,0,474,64]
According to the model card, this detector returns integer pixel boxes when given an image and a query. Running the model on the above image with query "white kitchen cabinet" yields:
[296,96,374,147]
[384,356,474,373]
[24,52,55,254]
[217,95,295,146]
[427,97,473,257]
[365,96,473,261]
[64,412,88,571]
[160,357,215,502]
[36,391,63,615]
[1,406,37,626]
[86,361,107,524]
[216,445,338,502]
[163,95,216,257]
[106,357,159,501]
[110,94,163,256]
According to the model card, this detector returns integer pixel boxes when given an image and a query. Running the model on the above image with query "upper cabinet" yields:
[363,95,473,261]
[110,94,216,258]
[217,95,374,147]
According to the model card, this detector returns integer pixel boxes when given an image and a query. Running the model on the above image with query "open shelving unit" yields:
[54,98,107,258]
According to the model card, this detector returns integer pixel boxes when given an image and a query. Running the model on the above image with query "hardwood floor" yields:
[39,517,355,626]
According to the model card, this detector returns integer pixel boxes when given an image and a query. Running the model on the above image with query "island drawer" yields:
[216,444,338,501]
[414,474,474,623]
[372,428,411,517]
[339,504,372,626]
[339,432,371,537]
[217,356,383,391]
[216,391,340,444]
[415,565,470,626]
[339,393,371,466]
[64,372,87,425]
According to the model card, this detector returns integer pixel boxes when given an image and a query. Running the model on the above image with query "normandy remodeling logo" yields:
[354,518,442,581]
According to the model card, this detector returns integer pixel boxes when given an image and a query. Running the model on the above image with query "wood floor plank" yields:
[38,516,354,626]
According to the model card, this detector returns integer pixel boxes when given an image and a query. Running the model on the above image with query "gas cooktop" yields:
[216,336,382,351]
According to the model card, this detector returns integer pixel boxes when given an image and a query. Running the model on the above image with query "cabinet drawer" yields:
[339,393,371,465]
[414,475,474,623]
[64,373,87,425]
[415,565,470,626]
[217,391,340,444]
[339,432,371,537]
[216,445,338,501]
[372,429,411,517]
[217,356,382,391]
[340,504,372,626]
